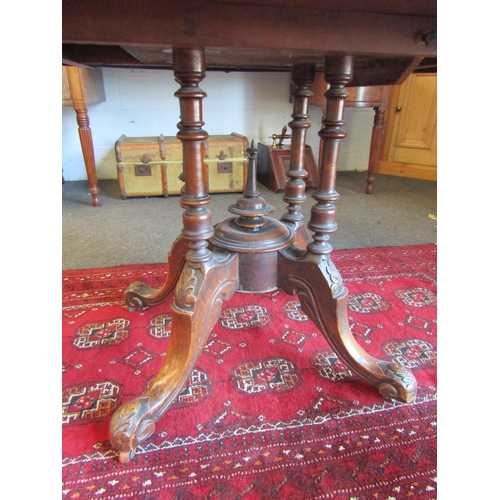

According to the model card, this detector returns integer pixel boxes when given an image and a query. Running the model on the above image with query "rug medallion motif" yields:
[62,244,437,499]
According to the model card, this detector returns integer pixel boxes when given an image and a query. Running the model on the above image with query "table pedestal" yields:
[109,49,416,464]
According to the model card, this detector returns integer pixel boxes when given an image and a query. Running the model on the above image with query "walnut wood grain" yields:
[62,1,436,66]
[110,250,239,462]
[89,25,426,459]
[307,56,352,255]
[173,48,214,264]
[281,64,315,249]
[278,245,416,403]
[124,236,189,311]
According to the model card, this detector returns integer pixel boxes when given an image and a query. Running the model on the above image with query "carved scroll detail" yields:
[110,251,239,458]
[176,265,198,310]
[321,256,343,297]
[277,247,417,404]
[378,362,417,400]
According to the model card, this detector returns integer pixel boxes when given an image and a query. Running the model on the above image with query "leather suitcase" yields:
[115,133,248,198]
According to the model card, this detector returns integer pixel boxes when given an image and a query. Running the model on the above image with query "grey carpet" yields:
[62,171,437,270]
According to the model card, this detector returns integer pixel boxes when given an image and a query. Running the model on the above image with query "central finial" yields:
[228,140,274,231]
[210,140,294,256]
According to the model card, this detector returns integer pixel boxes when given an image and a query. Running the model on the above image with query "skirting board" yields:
[377,160,437,181]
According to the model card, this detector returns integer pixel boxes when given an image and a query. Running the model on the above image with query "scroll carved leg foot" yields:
[125,236,190,311]
[278,246,417,403]
[110,250,239,459]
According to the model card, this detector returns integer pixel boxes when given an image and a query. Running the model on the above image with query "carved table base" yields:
[109,48,417,463]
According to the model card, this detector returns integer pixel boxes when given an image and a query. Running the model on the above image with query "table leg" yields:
[278,55,416,403]
[110,49,240,462]
[281,63,315,248]
[365,107,386,194]
[67,66,100,207]
[109,52,417,463]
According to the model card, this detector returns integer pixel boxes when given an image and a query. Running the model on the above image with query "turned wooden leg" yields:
[278,247,416,403]
[125,48,213,310]
[365,107,385,194]
[66,67,100,207]
[110,251,239,462]
[111,48,234,463]
[281,64,315,249]
[294,55,416,402]
[125,236,189,311]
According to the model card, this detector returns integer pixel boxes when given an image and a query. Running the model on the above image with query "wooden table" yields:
[62,66,105,206]
[63,0,437,463]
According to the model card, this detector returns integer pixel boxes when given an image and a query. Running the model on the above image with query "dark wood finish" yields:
[257,143,319,194]
[62,1,436,78]
[111,50,240,463]
[211,142,294,293]
[307,56,351,255]
[110,248,239,463]
[173,49,214,265]
[108,52,417,463]
[277,245,416,402]
[309,75,392,194]
[63,66,106,206]
[63,1,434,463]
[124,235,189,311]
[281,64,316,249]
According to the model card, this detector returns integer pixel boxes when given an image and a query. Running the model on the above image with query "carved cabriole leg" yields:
[110,250,239,463]
[365,107,385,194]
[111,48,241,463]
[281,64,315,249]
[124,236,190,311]
[277,55,417,403]
[277,246,416,403]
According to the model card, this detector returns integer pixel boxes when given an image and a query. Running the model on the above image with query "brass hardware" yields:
[395,106,402,112]
[218,150,227,160]
[141,153,152,163]
[217,161,233,173]
[135,164,152,176]
[269,125,292,149]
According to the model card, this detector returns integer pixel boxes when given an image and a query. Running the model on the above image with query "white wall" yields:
[62,68,374,181]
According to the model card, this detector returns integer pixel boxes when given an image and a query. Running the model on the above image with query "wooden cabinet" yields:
[62,66,106,206]
[378,73,437,180]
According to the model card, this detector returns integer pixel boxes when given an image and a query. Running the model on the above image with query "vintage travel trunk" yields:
[115,133,248,198]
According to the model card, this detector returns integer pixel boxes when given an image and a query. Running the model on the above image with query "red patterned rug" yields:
[62,244,437,499]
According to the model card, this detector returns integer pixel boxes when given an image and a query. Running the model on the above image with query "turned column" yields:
[307,56,352,254]
[282,64,315,246]
[66,66,100,207]
[173,48,214,264]
[365,107,386,194]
